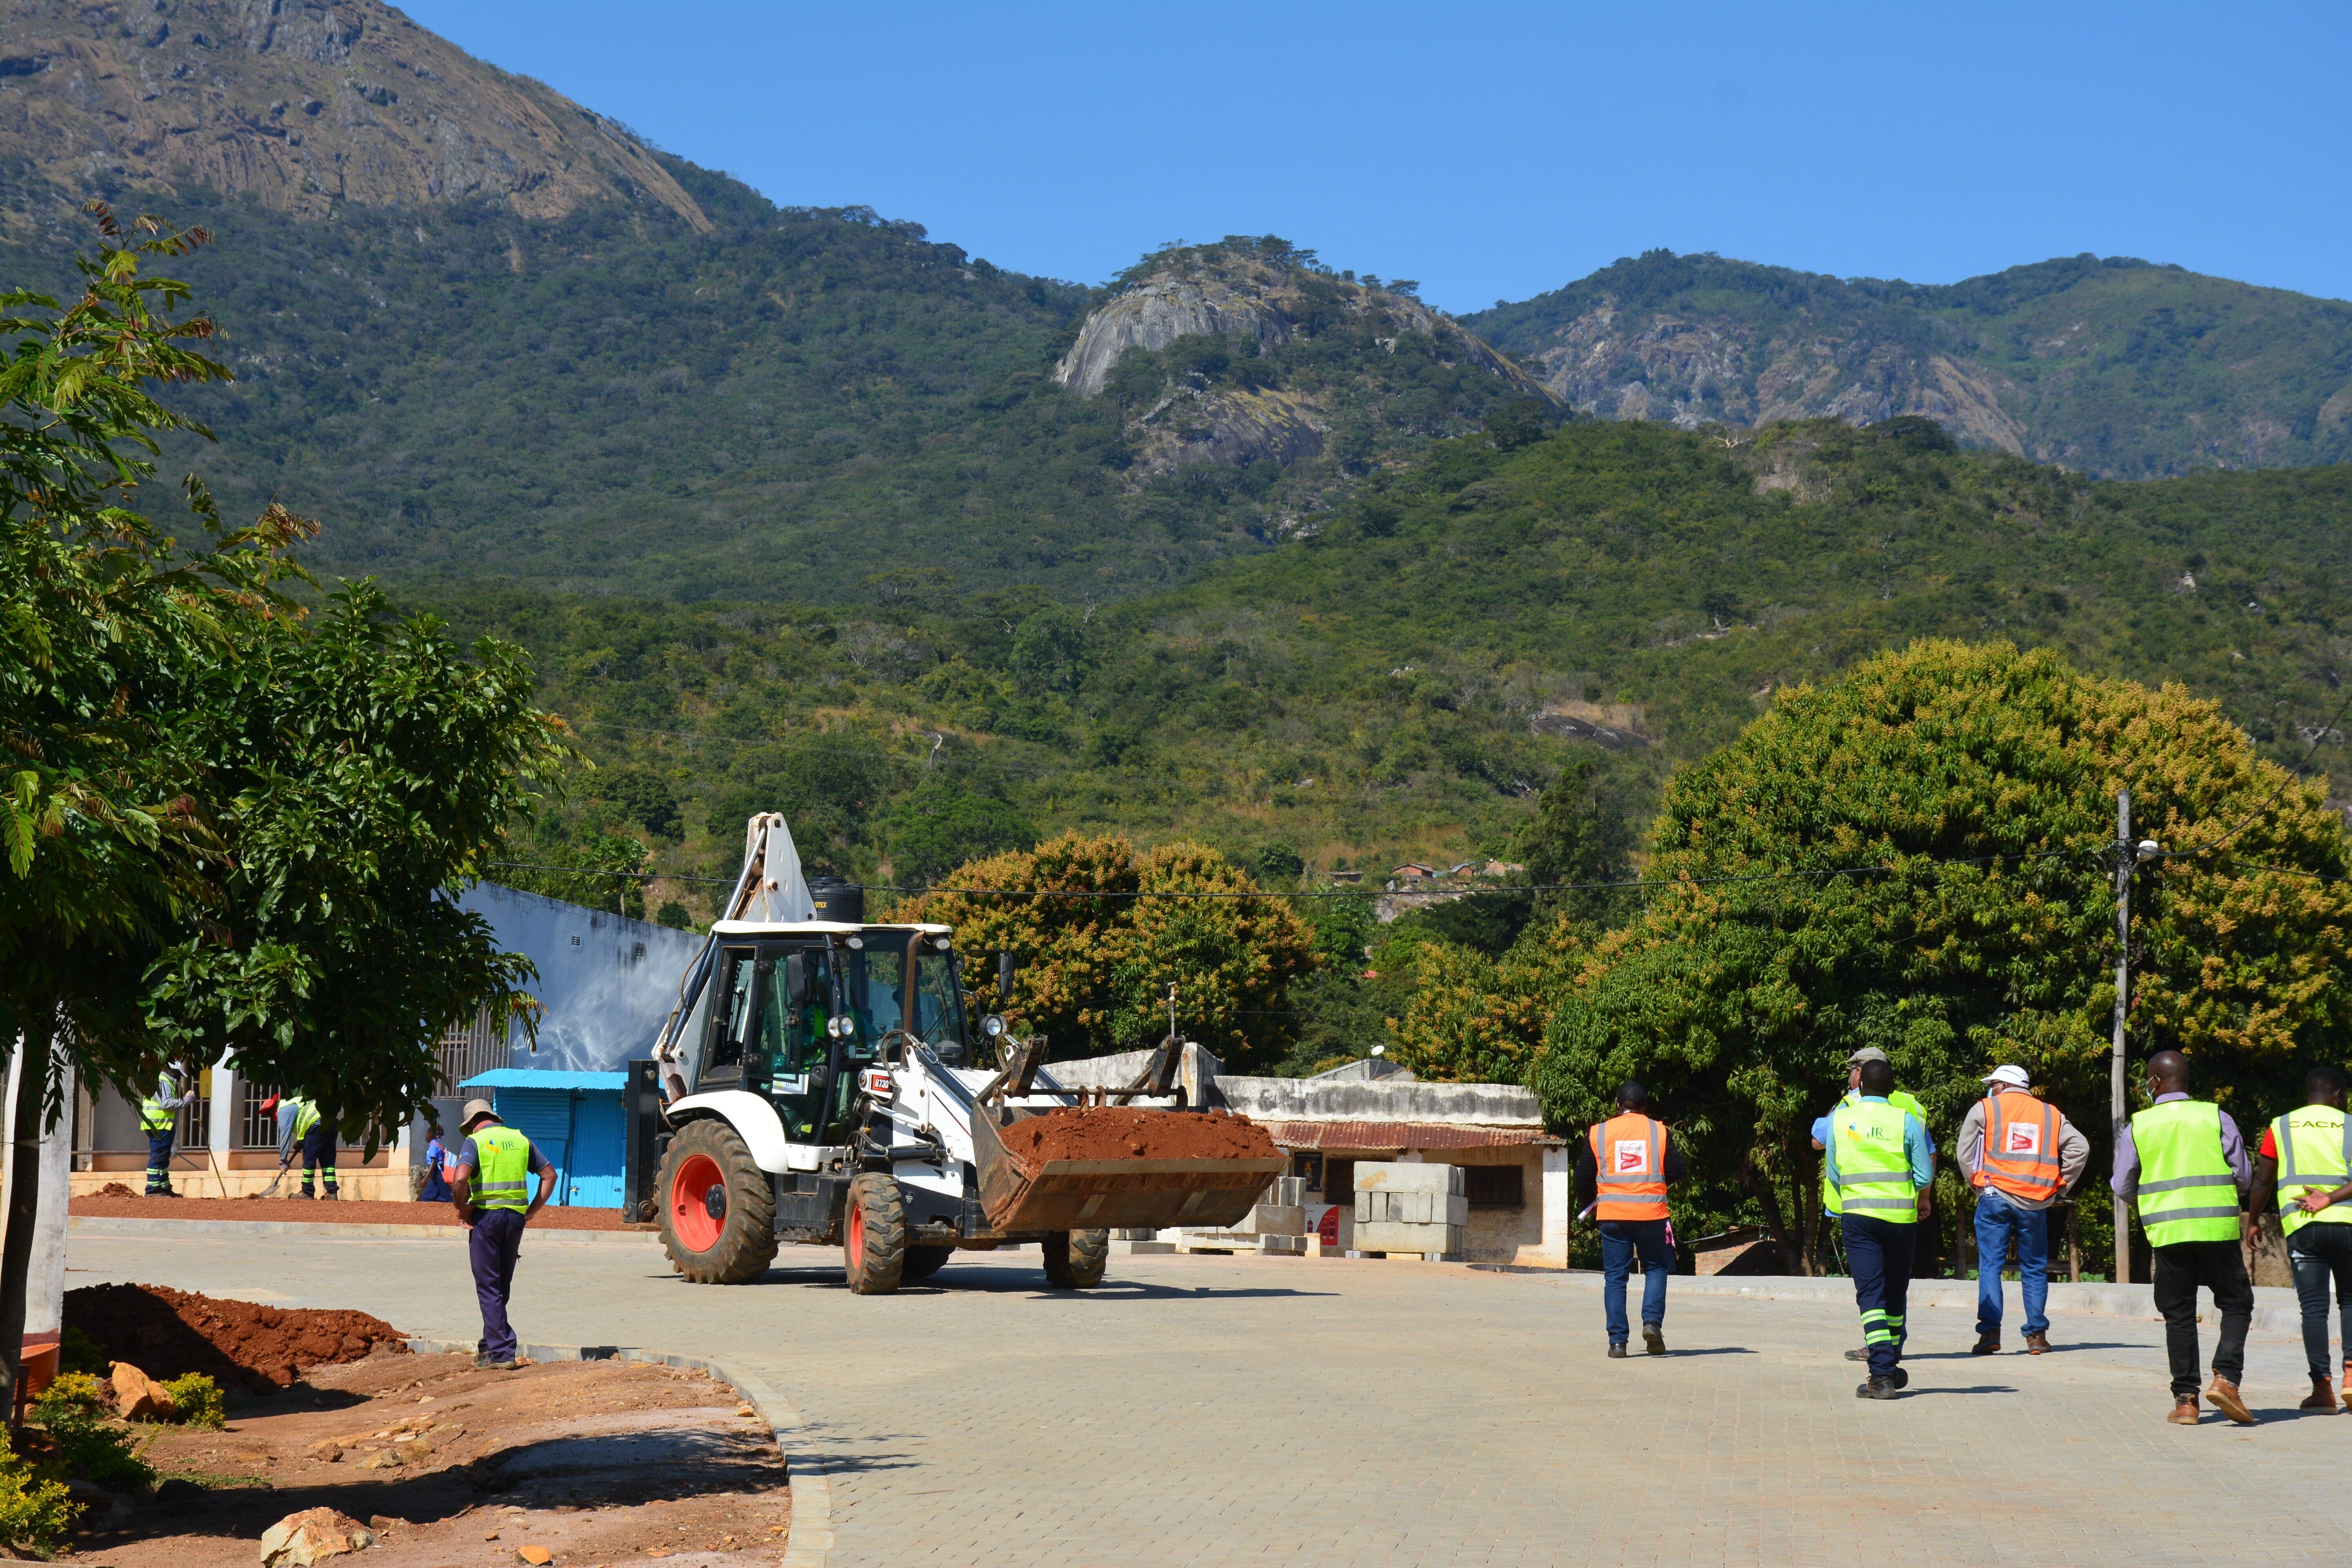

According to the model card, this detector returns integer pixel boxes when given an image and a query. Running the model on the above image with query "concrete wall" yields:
[1219,1075,1544,1128]
[457,883,704,1073]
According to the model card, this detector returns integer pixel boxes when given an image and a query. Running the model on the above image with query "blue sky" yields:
[402,1,2351,314]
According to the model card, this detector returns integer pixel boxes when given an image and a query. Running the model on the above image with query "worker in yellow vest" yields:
[1576,1082,1686,1357]
[447,1098,561,1370]
[2249,1065,2352,1412]
[1826,1058,1935,1399]
[1813,1046,1932,1365]
[2112,1050,2255,1425]
[138,1067,197,1198]
[1957,1065,2088,1356]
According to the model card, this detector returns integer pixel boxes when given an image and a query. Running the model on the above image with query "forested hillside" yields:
[1466,249,2352,479]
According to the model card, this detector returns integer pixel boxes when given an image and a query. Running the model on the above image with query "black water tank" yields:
[809,875,864,924]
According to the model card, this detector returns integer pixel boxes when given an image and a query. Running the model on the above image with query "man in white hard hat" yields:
[446,1098,560,1371]
[1956,1065,2088,1355]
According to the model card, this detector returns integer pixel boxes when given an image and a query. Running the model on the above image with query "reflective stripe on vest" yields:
[1822,1088,1925,1215]
[1829,1099,1918,1223]
[292,1100,320,1138]
[1978,1091,2062,1201]
[2130,1100,2240,1245]
[470,1125,535,1212]
[139,1097,175,1132]
[2273,1105,2352,1238]
[1588,1113,1669,1221]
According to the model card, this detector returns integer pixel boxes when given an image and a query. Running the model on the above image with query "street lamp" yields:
[2109,793,2163,1286]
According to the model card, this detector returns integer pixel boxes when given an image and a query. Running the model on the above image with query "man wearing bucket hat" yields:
[446,1098,561,1371]
[1956,1065,2088,1356]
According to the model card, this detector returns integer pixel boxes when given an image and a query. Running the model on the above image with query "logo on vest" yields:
[2001,1122,2043,1156]
[1612,1140,1650,1174]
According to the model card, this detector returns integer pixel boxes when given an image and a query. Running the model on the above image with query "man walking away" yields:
[1829,1059,1933,1399]
[2114,1050,2255,1426]
[1813,1047,1932,1364]
[2250,1066,2352,1412]
[1958,1065,2088,1355]
[1577,1082,1685,1357]
[447,1098,560,1371]
[139,1067,197,1197]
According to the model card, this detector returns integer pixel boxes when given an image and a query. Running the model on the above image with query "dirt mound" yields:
[98,1181,137,1198]
[1004,1106,1279,1165]
[69,1193,626,1230]
[64,1284,408,1393]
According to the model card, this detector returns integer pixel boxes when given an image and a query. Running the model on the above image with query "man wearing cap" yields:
[1956,1065,2088,1356]
[1814,1047,1932,1365]
[446,1099,561,1371]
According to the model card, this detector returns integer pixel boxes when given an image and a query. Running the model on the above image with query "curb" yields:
[403,1337,831,1568]
[68,1216,654,1245]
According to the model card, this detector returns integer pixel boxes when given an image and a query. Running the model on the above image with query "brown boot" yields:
[2167,1394,2200,1426]
[2024,1331,2051,1355]
[2343,1372,2352,1412]
[2206,1376,2256,1425]
[2302,1376,2338,1412]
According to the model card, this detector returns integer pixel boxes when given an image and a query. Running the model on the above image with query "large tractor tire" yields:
[658,1119,779,1284]
[1043,1229,1110,1289]
[842,1172,907,1295]
[900,1245,954,1283]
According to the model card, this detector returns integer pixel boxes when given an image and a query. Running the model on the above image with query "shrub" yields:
[0,1430,76,1555]
[31,1376,154,1492]
[58,1328,107,1378]
[160,1374,225,1430]
[31,1374,105,1421]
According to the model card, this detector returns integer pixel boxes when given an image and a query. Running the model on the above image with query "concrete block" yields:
[1444,1194,1469,1227]
[1257,1234,1306,1256]
[1353,1220,1466,1254]
[1232,1204,1306,1237]
[1353,1161,1463,1196]
[1109,1239,1176,1255]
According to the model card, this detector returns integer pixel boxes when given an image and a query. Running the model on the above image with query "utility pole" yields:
[2111,790,2131,1287]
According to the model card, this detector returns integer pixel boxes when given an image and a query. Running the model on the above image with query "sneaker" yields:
[1971,1334,2001,1356]
[1606,1342,1628,1359]
[2168,1395,2200,1426]
[1855,1376,1902,1400]
[2024,1332,2052,1355]
[1642,1326,1667,1356]
[2206,1376,2256,1426]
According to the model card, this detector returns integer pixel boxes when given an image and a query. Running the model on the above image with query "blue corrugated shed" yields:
[458,1069,628,1208]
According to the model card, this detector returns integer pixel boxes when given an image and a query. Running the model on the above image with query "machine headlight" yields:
[981,1013,1007,1039]
[846,935,865,949]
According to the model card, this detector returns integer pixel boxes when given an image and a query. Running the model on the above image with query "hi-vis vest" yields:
[2271,1104,2352,1238]
[1829,1098,1919,1223]
[1588,1113,1670,1221]
[138,1086,176,1133]
[2130,1100,2241,1246]
[1975,1090,2063,1202]
[1823,1088,1926,1215]
[290,1098,321,1138]
[470,1125,535,1213]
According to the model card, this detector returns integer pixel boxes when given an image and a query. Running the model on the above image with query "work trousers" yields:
[470,1207,527,1362]
[1842,1212,1916,1379]
[1973,1189,2051,1338]
[299,1124,338,1195]
[144,1129,174,1194]
[1599,1218,1671,1343]
[2288,1221,2352,1382]
[2151,1237,2252,1397]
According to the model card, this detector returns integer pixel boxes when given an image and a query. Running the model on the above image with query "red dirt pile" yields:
[1004,1106,1279,1165]
[69,1193,624,1229]
[64,1283,408,1393]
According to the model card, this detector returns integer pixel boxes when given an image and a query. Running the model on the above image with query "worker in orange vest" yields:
[1577,1082,1686,1358]
[1958,1064,2087,1356]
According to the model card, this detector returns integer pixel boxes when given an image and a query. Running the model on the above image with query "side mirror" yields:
[785,953,812,1005]
[997,951,1016,1000]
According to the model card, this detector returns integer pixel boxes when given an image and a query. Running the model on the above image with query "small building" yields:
[1392,863,1437,881]
[456,1069,628,1209]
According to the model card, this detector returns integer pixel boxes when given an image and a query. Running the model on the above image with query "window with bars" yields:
[241,1082,281,1149]
[437,1007,509,1095]
[1464,1163,1526,1210]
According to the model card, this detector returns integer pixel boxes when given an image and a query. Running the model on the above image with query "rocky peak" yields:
[0,0,709,228]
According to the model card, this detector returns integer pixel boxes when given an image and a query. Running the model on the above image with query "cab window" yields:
[757,948,831,1077]
[706,947,757,1073]
[913,946,967,1056]
[839,938,906,1060]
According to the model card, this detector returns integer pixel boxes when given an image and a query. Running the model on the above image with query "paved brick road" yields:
[67,1232,2352,1566]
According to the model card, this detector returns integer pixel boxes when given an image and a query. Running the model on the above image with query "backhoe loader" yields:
[622,815,1282,1294]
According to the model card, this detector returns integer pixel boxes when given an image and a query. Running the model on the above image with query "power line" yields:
[2160,683,2352,861]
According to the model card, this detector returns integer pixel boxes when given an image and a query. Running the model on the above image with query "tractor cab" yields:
[689,920,983,1147]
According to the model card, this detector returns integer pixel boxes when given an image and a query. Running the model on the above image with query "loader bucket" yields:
[971,1103,1287,1234]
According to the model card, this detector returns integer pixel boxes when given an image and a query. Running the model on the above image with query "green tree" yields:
[1513,758,1634,926]
[880,781,1036,887]
[1530,640,2352,1274]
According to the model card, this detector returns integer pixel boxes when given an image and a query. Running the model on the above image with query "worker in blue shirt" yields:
[417,1119,454,1203]
[1817,1058,1938,1398]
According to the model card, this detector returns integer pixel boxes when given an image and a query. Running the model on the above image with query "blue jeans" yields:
[1599,1219,1671,1343]
[469,1207,527,1362]
[1842,1212,1915,1378]
[1973,1188,2050,1338]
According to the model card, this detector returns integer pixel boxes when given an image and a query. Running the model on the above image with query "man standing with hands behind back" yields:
[447,1098,561,1372]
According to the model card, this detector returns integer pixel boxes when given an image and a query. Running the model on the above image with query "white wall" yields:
[459,884,704,1072]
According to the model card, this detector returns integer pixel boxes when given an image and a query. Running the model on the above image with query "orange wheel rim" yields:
[847,1200,866,1273]
[671,1153,725,1251]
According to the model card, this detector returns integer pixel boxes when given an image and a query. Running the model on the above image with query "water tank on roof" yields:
[810,875,864,924]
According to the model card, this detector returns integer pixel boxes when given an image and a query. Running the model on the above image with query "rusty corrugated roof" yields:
[1265,1120,1561,1150]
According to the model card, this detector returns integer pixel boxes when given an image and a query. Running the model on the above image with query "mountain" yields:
[1465,250,2352,481]
[0,0,704,229]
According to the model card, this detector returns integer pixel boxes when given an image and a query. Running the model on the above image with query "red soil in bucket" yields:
[1002,1106,1279,1165]
[64,1283,408,1393]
